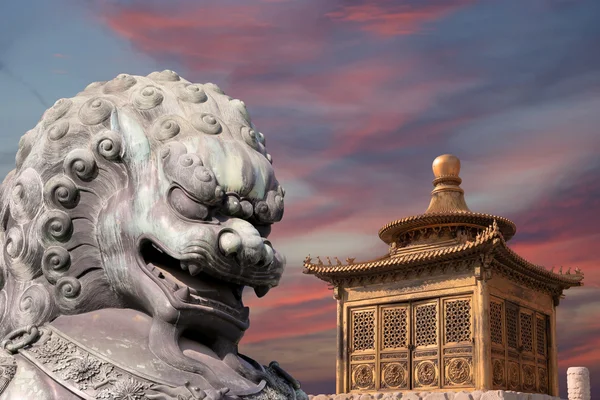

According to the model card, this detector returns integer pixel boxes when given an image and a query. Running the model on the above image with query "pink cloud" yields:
[95,0,481,188]
[510,236,600,286]
[99,2,327,76]
[327,0,474,37]
[244,300,336,344]
[245,277,331,309]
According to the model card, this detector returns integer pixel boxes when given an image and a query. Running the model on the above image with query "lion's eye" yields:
[168,187,210,221]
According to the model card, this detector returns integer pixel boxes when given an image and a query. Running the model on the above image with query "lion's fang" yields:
[188,264,202,276]
[175,287,190,301]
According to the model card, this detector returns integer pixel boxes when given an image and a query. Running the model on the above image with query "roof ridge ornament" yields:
[425,154,471,214]
[303,255,356,267]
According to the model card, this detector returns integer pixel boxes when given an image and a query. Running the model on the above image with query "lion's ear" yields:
[111,108,151,165]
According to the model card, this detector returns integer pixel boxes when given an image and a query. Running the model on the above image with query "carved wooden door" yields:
[349,307,377,391]
[535,314,549,394]
[441,297,474,389]
[519,309,537,392]
[379,304,410,390]
[490,298,550,394]
[491,298,508,389]
[411,299,440,390]
[505,301,521,391]
[348,295,473,392]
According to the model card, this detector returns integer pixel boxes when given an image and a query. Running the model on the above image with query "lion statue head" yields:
[0,71,290,394]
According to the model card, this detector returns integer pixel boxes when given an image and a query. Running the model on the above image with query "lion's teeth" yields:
[149,264,161,277]
[175,287,190,301]
[152,243,164,253]
[180,262,189,271]
[254,285,270,298]
[188,264,202,276]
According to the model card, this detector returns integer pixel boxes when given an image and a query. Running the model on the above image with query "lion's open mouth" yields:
[139,239,249,324]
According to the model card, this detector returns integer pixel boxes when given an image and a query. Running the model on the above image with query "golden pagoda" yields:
[303,154,583,397]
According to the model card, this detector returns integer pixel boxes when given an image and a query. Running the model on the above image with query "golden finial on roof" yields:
[425,154,471,214]
[432,154,461,178]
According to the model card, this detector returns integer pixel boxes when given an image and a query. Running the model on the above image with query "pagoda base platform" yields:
[308,390,563,399]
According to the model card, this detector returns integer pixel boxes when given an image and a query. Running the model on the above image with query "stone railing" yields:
[308,367,591,400]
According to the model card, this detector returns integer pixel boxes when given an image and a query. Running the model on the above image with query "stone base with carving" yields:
[308,391,564,400]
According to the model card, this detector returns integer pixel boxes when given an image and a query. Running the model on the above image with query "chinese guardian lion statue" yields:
[0,71,306,400]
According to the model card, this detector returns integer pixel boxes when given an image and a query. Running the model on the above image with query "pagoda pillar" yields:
[474,276,492,390]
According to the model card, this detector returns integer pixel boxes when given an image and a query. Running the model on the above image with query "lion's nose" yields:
[218,221,274,269]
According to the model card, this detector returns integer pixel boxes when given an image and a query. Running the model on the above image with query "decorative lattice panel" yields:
[520,313,533,353]
[415,304,437,347]
[490,301,503,345]
[352,310,375,351]
[536,316,546,356]
[382,307,408,349]
[506,305,518,349]
[444,299,471,344]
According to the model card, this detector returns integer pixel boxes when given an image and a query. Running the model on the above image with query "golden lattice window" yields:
[415,304,437,347]
[444,299,472,343]
[352,310,375,351]
[520,313,533,353]
[536,316,547,356]
[382,307,408,349]
[490,301,503,345]
[506,305,518,349]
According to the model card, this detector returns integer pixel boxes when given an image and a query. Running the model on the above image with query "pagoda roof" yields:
[303,221,584,290]
[378,211,516,243]
[303,154,585,293]
[376,154,518,245]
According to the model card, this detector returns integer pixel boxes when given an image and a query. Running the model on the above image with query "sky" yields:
[0,0,599,397]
